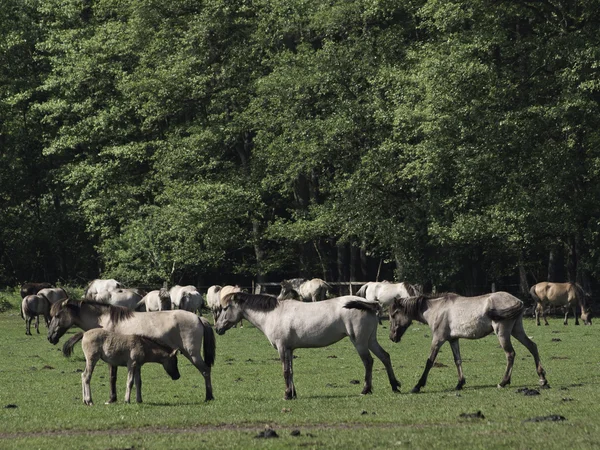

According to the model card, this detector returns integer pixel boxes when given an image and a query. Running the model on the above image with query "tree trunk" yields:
[547,245,565,282]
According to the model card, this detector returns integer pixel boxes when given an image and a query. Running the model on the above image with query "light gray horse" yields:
[136,289,171,312]
[37,287,68,304]
[21,294,51,335]
[356,281,420,308]
[389,292,548,393]
[62,328,180,405]
[48,299,216,401]
[84,279,123,301]
[278,278,331,302]
[170,285,203,314]
[206,285,222,322]
[215,292,400,399]
[96,288,144,309]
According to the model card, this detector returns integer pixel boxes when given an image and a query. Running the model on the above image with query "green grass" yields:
[1,292,599,449]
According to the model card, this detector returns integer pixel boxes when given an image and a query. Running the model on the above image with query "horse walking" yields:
[278,278,331,302]
[62,329,180,405]
[21,294,51,335]
[215,292,400,399]
[530,282,592,326]
[48,299,216,401]
[389,292,548,393]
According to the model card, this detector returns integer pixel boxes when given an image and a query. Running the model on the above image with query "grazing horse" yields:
[170,285,203,314]
[84,279,123,301]
[20,282,52,299]
[62,329,180,405]
[389,292,548,393]
[48,299,216,401]
[21,294,51,335]
[530,282,592,326]
[278,278,331,302]
[215,292,401,399]
[136,289,172,312]
[206,285,222,322]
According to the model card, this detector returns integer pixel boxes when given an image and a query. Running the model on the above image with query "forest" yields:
[2,0,600,298]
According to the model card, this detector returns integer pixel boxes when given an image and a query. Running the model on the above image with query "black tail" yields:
[62,332,84,357]
[487,301,524,321]
[344,300,380,314]
[200,317,216,367]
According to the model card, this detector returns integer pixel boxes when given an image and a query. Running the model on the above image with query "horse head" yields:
[388,297,416,343]
[47,299,77,345]
[215,293,243,335]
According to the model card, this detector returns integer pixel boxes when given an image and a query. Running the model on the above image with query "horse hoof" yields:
[411,387,421,394]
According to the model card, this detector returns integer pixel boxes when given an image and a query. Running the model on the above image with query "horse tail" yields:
[62,332,84,357]
[199,316,216,367]
[529,285,541,304]
[344,299,380,314]
[356,284,367,298]
[134,297,146,311]
[486,300,524,322]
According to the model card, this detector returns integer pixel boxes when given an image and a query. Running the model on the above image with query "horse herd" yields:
[16,279,593,405]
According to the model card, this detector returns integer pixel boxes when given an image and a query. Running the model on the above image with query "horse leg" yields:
[535,304,540,326]
[135,366,142,403]
[511,318,549,387]
[35,315,40,334]
[125,364,134,403]
[184,351,214,401]
[412,338,444,393]
[495,324,515,388]
[279,347,296,399]
[543,306,549,325]
[449,339,466,390]
[82,356,98,406]
[106,365,118,404]
[25,316,31,335]
[572,304,579,325]
[368,333,401,392]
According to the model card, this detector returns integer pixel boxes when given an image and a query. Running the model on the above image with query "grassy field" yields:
[1,290,599,449]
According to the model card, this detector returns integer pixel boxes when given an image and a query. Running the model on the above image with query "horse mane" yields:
[223,292,280,311]
[395,292,454,317]
[50,299,134,323]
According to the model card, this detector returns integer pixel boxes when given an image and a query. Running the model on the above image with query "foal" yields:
[62,329,180,405]
[21,294,51,335]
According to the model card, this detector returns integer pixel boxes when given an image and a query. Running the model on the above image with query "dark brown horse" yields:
[20,282,52,299]
[389,292,548,393]
[530,282,592,326]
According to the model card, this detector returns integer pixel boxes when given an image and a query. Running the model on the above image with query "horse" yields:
[62,328,180,405]
[96,288,144,309]
[389,292,548,393]
[206,285,222,322]
[170,285,203,314]
[136,289,172,312]
[20,282,52,299]
[530,282,592,326]
[356,281,421,323]
[215,292,401,399]
[37,287,68,304]
[84,279,123,301]
[21,294,51,335]
[278,278,331,302]
[220,285,243,327]
[48,299,216,401]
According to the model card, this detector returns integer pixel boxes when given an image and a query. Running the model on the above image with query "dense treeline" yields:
[2,0,600,298]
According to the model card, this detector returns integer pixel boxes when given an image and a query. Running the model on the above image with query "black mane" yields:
[50,299,134,323]
[225,292,280,311]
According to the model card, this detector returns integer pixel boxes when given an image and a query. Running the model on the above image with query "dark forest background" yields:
[2,0,600,301]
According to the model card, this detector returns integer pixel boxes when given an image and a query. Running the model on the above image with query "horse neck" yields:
[414,298,431,325]
[78,304,105,330]
[240,307,272,334]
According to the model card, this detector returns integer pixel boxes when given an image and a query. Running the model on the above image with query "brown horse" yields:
[20,282,52,299]
[389,292,548,393]
[48,299,216,401]
[530,282,592,326]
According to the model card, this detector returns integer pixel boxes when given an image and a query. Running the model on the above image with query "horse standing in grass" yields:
[389,292,548,393]
[21,294,51,335]
[20,282,52,298]
[62,329,180,405]
[206,285,222,322]
[530,282,592,326]
[170,285,203,314]
[37,287,68,304]
[215,292,400,399]
[278,278,331,302]
[136,289,172,312]
[48,299,216,401]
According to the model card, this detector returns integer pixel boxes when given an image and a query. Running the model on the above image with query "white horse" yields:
[206,285,222,322]
[38,287,68,304]
[215,292,401,399]
[96,288,144,309]
[356,281,420,308]
[85,279,123,301]
[136,290,171,312]
[170,285,203,314]
[278,278,331,302]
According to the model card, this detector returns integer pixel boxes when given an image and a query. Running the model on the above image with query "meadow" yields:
[1,290,599,449]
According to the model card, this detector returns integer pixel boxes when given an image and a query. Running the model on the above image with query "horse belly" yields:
[448,310,493,339]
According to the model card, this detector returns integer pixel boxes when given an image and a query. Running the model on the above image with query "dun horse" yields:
[530,282,592,326]
[206,285,222,322]
[21,294,51,335]
[48,299,216,401]
[170,285,203,314]
[278,278,331,302]
[389,292,548,393]
[62,329,180,405]
[136,289,172,312]
[215,292,400,399]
